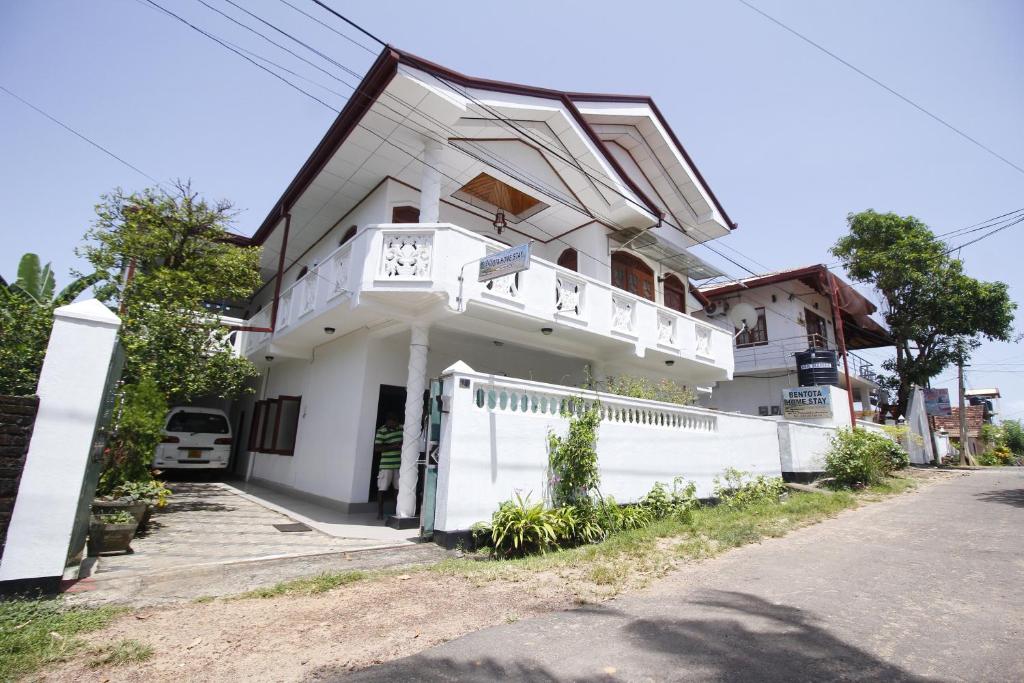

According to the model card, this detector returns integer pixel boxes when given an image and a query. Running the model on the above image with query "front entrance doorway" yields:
[369,385,406,504]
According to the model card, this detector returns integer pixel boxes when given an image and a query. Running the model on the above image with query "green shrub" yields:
[604,375,697,406]
[547,399,601,507]
[1002,420,1024,456]
[489,493,562,558]
[712,468,786,508]
[825,428,910,488]
[97,376,167,495]
[977,447,1014,466]
[640,477,698,520]
[111,479,172,507]
[95,510,135,525]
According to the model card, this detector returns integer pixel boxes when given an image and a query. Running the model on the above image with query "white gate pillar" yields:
[418,140,444,223]
[0,299,120,590]
[395,323,430,519]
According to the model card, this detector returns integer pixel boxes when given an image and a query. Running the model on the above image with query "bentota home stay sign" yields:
[781,386,833,419]
[479,243,531,282]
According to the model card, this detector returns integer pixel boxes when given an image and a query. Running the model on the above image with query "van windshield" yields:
[166,412,230,434]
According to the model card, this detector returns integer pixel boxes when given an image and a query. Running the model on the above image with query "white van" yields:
[153,407,233,470]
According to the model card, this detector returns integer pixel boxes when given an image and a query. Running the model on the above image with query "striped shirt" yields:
[375,424,403,470]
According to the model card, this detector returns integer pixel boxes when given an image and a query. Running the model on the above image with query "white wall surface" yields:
[777,422,836,473]
[0,300,120,583]
[433,367,786,532]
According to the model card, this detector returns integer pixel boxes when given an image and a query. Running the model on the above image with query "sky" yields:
[2,0,1022,419]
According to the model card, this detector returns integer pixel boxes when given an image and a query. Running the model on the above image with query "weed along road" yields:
[339,470,1024,682]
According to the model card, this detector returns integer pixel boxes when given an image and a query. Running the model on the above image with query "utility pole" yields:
[958,358,972,466]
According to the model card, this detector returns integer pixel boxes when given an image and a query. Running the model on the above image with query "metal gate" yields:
[420,377,444,539]
[65,342,125,565]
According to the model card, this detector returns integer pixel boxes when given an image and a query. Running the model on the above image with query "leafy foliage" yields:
[830,210,1015,415]
[488,493,562,558]
[547,399,601,507]
[712,468,787,509]
[640,477,699,520]
[825,428,910,488]
[603,374,697,406]
[79,181,262,402]
[976,447,1014,466]
[95,510,136,525]
[0,253,103,396]
[1002,419,1024,456]
[111,479,172,508]
[97,377,167,496]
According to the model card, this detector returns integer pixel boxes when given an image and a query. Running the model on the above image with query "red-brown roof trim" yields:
[247,45,736,246]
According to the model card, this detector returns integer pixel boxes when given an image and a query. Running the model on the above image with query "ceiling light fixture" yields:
[665,360,675,366]
[492,210,507,235]
[324,327,336,334]
[540,327,553,336]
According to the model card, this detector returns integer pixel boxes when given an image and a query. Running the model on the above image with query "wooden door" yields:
[611,252,655,301]
[663,274,686,313]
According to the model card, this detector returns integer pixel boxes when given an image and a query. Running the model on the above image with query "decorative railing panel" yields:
[555,274,584,317]
[695,324,713,357]
[380,231,432,279]
[471,380,717,433]
[611,295,636,334]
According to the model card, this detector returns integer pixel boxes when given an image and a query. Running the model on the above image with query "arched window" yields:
[340,226,357,245]
[663,274,686,314]
[611,251,655,301]
[557,248,578,272]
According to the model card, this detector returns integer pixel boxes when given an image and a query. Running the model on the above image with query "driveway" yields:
[341,469,1024,682]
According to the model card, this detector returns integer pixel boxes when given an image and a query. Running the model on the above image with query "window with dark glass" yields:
[662,274,686,314]
[557,248,578,272]
[611,252,655,301]
[247,396,302,455]
[167,411,229,434]
[392,206,420,223]
[735,307,768,347]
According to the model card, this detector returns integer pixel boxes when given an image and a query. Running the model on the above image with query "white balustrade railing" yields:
[242,308,272,354]
[240,223,733,377]
[471,377,717,432]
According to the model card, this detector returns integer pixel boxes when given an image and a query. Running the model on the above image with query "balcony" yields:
[242,223,733,382]
[732,333,877,385]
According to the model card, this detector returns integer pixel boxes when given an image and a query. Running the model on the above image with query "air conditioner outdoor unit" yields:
[704,300,729,317]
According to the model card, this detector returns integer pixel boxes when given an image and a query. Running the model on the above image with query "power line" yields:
[736,0,1024,178]
[307,0,387,48]
[0,84,163,187]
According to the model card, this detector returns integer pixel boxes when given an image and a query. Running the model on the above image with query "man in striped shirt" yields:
[375,412,403,493]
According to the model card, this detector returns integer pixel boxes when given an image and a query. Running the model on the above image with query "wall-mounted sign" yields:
[923,388,952,416]
[782,386,833,419]
[479,243,530,282]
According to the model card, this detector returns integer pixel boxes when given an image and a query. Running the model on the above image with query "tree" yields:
[831,210,1016,416]
[0,253,103,395]
[79,181,262,402]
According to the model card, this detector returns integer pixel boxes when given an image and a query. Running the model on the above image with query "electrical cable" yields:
[0,84,163,187]
[736,0,1024,178]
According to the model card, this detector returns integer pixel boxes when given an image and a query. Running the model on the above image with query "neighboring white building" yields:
[695,265,892,420]
[228,47,746,537]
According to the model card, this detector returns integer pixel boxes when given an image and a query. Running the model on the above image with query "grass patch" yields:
[88,638,153,668]
[430,485,876,591]
[865,474,918,496]
[0,598,124,680]
[233,570,367,599]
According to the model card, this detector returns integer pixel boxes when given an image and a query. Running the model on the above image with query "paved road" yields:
[339,470,1024,682]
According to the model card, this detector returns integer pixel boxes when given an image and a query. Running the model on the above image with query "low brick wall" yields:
[0,395,39,562]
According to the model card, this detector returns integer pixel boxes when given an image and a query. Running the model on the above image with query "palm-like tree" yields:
[2,253,102,306]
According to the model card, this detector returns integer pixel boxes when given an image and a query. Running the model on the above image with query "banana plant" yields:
[3,253,102,306]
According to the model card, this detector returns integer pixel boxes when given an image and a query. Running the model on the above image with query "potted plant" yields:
[92,496,148,527]
[110,480,172,530]
[87,510,139,556]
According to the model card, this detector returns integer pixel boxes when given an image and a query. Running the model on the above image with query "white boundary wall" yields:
[435,366,790,532]
[777,422,835,474]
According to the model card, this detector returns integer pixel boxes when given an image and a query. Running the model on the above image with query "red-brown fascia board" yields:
[689,283,712,309]
[247,46,735,246]
[701,264,829,298]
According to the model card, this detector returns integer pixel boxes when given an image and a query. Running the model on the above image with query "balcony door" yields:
[611,252,655,302]
[663,274,686,314]
[805,309,827,348]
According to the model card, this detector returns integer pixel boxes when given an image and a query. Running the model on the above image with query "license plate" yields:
[188,450,202,458]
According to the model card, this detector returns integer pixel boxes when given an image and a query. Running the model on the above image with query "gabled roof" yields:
[699,264,894,350]
[244,46,736,247]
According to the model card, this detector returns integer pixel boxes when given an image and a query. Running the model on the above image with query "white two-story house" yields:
[696,265,892,419]
[226,46,763,538]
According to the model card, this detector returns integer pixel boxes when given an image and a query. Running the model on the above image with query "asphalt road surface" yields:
[339,469,1024,682]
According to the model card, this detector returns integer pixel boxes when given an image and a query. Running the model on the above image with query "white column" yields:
[418,140,443,224]
[0,299,121,585]
[396,323,430,518]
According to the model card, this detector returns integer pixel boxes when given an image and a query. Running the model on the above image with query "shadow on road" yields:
[974,487,1024,508]
[317,657,561,682]
[624,590,928,682]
